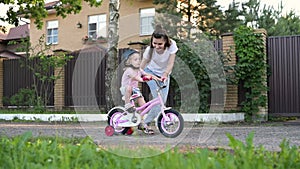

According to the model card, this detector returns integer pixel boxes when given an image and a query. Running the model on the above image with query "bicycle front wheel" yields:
[157,109,184,138]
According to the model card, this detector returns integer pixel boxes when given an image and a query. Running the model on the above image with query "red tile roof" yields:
[45,0,61,10]
[0,50,23,59]
[6,24,29,40]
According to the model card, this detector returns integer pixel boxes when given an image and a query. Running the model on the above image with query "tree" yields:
[270,11,300,36]
[1,0,102,29]
[30,37,73,110]
[106,0,120,109]
[1,0,121,110]
[193,0,223,39]
[216,1,243,35]
[255,4,279,35]
[153,0,224,39]
[240,0,260,28]
[153,0,190,39]
[10,35,73,111]
[214,0,300,37]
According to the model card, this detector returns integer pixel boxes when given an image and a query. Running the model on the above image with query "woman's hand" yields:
[160,76,167,82]
[161,72,168,82]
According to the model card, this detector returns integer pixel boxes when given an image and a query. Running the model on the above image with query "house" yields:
[29,0,155,52]
[0,24,29,58]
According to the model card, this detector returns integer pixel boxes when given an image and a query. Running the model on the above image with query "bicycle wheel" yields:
[157,109,184,138]
[107,108,130,135]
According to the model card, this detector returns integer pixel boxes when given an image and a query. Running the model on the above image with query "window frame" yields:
[46,20,59,45]
[140,8,155,36]
[88,14,107,40]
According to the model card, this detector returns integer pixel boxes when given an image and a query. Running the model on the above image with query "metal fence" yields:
[3,36,300,115]
[268,35,300,116]
[64,49,107,107]
[3,58,54,106]
[2,40,223,109]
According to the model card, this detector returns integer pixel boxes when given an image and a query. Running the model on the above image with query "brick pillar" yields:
[222,32,239,111]
[54,66,65,110]
[222,29,268,121]
[0,59,3,107]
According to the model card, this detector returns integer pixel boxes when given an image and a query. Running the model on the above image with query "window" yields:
[88,14,107,39]
[46,20,58,44]
[140,8,155,35]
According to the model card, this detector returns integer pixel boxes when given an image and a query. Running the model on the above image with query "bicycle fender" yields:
[164,107,172,111]
[107,106,126,116]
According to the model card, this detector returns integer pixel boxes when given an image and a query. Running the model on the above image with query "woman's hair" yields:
[150,24,171,49]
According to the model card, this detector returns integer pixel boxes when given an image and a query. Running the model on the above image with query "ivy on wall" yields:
[233,26,268,120]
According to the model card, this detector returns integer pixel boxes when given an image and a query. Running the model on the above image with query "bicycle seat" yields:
[130,94,141,100]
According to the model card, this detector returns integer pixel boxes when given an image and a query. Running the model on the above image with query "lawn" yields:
[1,132,300,169]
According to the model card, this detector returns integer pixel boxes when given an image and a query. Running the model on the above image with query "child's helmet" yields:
[122,49,139,61]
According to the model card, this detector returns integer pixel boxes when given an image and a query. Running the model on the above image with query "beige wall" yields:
[30,0,154,52]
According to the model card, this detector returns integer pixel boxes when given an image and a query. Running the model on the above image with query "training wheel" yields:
[105,125,114,136]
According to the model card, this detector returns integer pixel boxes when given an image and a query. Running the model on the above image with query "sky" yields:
[217,0,300,15]
[1,0,299,27]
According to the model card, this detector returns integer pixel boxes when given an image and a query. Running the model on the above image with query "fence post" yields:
[222,32,239,111]
[54,66,65,110]
[0,58,3,107]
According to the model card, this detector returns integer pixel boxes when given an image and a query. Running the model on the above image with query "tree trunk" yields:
[105,0,120,110]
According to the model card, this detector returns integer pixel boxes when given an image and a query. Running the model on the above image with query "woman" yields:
[139,24,178,134]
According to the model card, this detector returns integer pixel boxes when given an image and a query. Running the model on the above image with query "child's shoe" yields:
[126,127,134,135]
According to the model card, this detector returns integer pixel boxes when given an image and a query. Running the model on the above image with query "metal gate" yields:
[268,35,300,116]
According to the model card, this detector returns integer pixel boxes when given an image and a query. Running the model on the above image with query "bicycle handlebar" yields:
[153,79,167,90]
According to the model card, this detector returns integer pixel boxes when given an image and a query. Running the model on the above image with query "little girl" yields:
[119,49,154,135]
[120,49,152,113]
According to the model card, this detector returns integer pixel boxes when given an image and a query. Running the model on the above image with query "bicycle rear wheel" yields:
[157,109,184,138]
[107,108,130,135]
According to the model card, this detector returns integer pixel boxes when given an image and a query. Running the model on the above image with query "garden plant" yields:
[0,132,300,169]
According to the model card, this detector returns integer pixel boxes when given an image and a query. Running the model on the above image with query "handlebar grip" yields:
[153,79,167,89]
[142,75,152,81]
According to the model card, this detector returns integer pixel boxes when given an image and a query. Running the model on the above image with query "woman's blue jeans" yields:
[143,68,170,125]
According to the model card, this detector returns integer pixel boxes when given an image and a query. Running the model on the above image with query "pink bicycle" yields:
[105,79,184,138]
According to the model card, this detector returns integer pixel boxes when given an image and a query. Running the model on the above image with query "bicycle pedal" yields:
[131,117,138,123]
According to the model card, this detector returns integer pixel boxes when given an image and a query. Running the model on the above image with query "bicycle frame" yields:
[111,93,167,128]
[106,79,184,137]
[130,80,171,122]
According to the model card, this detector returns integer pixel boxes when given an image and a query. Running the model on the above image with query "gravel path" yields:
[1,121,300,152]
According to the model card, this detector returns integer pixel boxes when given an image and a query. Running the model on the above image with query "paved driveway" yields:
[1,121,300,152]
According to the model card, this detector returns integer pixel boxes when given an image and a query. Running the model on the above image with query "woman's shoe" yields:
[138,123,154,135]
[143,128,154,134]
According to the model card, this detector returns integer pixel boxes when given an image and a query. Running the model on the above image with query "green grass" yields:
[0,132,300,169]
